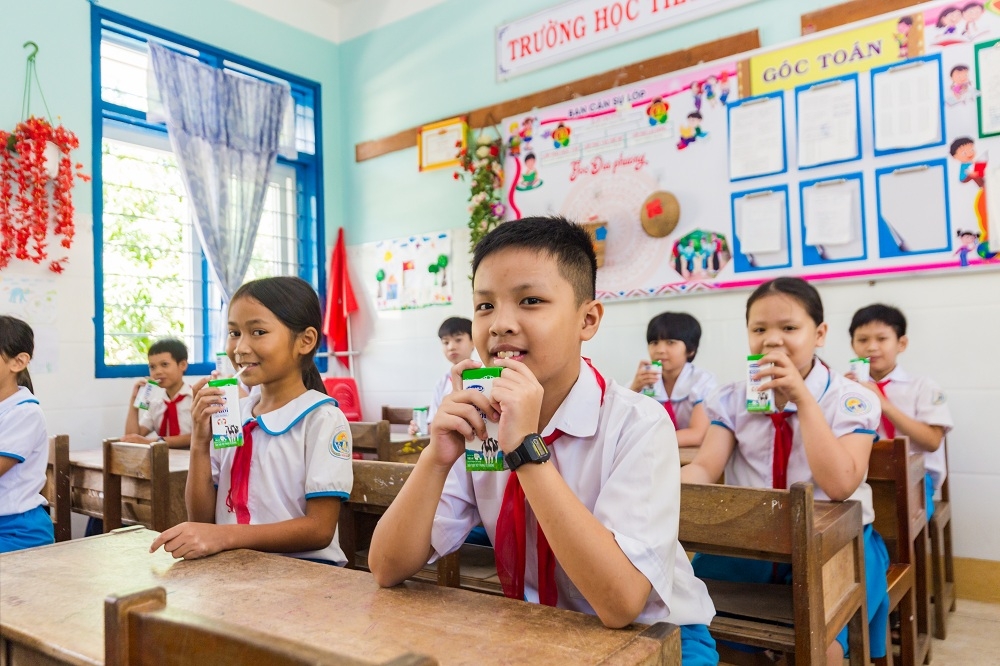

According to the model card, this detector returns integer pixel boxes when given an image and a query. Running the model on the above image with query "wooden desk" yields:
[0,528,680,665]
[69,448,189,528]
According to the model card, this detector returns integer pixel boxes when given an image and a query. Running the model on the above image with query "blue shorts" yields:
[0,505,55,553]
[924,473,935,521]
[464,525,492,546]
[681,624,719,665]
[692,524,889,659]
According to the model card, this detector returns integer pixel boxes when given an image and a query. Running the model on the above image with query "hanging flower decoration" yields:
[0,116,89,272]
[454,130,505,253]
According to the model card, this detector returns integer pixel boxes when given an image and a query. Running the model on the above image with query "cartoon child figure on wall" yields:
[677,113,707,150]
[955,229,980,266]
[896,16,912,58]
[963,2,985,38]
[719,72,731,105]
[647,97,669,126]
[950,136,998,260]
[515,153,543,191]
[947,65,979,105]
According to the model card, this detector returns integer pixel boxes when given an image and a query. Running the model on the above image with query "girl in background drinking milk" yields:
[151,277,353,564]
[681,277,889,664]
[0,315,54,553]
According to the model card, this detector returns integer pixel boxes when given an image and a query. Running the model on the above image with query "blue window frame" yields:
[91,6,326,378]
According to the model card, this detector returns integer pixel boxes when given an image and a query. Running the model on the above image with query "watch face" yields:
[527,435,548,460]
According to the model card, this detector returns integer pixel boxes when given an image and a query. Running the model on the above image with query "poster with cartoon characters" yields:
[370,232,453,310]
[500,0,1000,303]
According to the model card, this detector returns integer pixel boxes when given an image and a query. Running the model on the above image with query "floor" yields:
[930,599,1000,665]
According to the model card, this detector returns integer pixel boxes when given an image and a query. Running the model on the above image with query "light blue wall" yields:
[339,0,849,243]
[0,0,345,233]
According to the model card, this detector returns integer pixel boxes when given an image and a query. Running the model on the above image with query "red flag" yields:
[324,228,358,369]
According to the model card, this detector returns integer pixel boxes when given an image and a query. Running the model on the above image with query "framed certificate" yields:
[418,117,467,172]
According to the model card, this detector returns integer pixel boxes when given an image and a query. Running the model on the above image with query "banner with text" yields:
[497,0,760,80]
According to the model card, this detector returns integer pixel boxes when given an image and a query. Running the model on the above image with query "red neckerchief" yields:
[494,358,606,606]
[225,420,257,524]
[159,392,187,437]
[663,399,678,428]
[769,412,794,490]
[874,379,897,439]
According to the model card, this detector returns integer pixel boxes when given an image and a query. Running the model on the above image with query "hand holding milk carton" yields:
[461,368,504,471]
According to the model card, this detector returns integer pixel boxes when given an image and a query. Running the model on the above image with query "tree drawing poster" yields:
[371,232,453,310]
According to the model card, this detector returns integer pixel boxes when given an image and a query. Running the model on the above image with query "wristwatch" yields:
[504,433,550,471]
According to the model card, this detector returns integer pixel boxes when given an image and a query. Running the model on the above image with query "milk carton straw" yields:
[642,361,662,397]
[746,354,775,413]
[412,406,429,436]
[132,380,163,411]
[208,377,244,449]
[462,367,504,472]
[849,357,871,384]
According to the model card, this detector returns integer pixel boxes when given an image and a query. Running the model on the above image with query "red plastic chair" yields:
[323,377,363,421]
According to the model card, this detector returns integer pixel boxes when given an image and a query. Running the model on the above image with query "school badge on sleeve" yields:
[842,393,873,416]
[330,428,351,459]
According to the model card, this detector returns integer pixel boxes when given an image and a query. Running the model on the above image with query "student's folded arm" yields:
[163,433,191,449]
[675,402,710,447]
[681,423,734,484]
[0,457,17,477]
[883,404,945,452]
[222,497,340,553]
[369,451,456,588]
[797,399,871,501]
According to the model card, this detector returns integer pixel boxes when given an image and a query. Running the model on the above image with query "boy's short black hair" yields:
[438,317,472,339]
[949,137,974,156]
[148,338,188,363]
[472,216,597,304]
[849,304,907,339]
[646,312,702,361]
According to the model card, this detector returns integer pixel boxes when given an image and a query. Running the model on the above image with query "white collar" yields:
[244,389,336,435]
[164,383,193,401]
[663,363,696,400]
[0,386,37,417]
[881,364,911,383]
[543,358,603,440]
[780,358,831,413]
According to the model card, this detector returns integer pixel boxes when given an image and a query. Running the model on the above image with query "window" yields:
[92,6,325,377]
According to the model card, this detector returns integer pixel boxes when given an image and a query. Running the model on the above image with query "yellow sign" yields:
[748,16,923,96]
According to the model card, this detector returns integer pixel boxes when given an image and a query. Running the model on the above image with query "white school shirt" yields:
[430,358,716,627]
[649,363,717,430]
[0,387,48,516]
[876,365,954,490]
[427,370,453,425]
[704,360,880,525]
[139,383,194,437]
[211,390,353,563]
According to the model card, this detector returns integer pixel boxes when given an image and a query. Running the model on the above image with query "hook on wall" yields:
[23,41,39,62]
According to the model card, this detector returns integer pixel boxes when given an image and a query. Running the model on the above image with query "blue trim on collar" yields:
[0,452,26,463]
[692,399,704,406]
[710,419,733,433]
[257,397,337,436]
[305,490,349,500]
[15,399,40,407]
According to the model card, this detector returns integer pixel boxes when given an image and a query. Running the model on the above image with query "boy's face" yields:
[648,339,690,374]
[147,352,186,390]
[954,143,976,163]
[441,332,475,365]
[851,322,907,379]
[472,248,602,390]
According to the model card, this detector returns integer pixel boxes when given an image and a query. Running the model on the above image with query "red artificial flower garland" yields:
[0,116,89,273]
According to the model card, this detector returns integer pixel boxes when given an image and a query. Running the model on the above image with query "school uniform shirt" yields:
[211,390,353,564]
[427,369,453,425]
[138,383,194,437]
[649,362,717,430]
[0,387,48,517]
[876,365,954,490]
[705,360,880,525]
[429,358,717,627]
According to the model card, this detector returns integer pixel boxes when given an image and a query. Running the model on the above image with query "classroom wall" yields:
[340,0,1000,563]
[0,0,344,455]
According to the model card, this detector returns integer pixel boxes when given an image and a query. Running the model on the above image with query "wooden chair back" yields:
[349,420,391,460]
[868,437,929,666]
[42,434,72,542]
[102,440,170,533]
[381,405,415,426]
[679,482,869,666]
[105,587,437,666]
[929,436,956,639]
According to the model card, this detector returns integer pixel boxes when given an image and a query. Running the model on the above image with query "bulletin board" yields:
[367,231,454,311]
[501,0,1000,301]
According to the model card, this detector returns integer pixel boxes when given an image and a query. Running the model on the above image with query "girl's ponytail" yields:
[16,368,34,393]
[303,363,327,395]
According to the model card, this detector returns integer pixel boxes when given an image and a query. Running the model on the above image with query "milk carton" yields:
[215,352,235,378]
[849,357,871,384]
[208,377,243,449]
[132,380,164,411]
[642,360,662,397]
[462,367,503,472]
[412,406,430,436]
[746,354,775,413]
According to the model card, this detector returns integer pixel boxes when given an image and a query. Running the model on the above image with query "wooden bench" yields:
[679,482,869,665]
[102,440,171,533]
[42,435,71,542]
[105,586,436,665]
[869,437,930,666]
[350,420,391,460]
[382,405,415,429]
[928,437,956,639]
